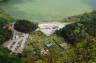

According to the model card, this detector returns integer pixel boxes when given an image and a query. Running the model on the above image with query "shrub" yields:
[14,20,38,33]
[0,18,12,44]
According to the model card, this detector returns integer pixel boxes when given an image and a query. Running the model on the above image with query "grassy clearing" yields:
[24,31,65,58]
[28,31,65,44]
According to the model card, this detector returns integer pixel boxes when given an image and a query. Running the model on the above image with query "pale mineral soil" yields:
[38,22,70,36]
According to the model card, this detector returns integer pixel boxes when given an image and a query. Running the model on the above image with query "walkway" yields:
[3,23,29,53]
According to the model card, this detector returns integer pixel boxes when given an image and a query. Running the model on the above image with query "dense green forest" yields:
[21,11,96,63]
[57,11,96,44]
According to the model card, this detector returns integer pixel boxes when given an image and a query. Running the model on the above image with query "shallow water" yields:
[0,0,96,22]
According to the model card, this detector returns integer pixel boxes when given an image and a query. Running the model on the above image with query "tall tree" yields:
[14,20,38,33]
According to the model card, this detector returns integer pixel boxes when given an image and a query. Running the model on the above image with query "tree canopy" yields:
[57,11,96,44]
[0,18,12,44]
[0,46,21,63]
[56,23,89,44]
[14,20,38,33]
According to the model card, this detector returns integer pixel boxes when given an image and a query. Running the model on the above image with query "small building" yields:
[59,43,69,49]
[41,48,49,55]
[44,42,54,48]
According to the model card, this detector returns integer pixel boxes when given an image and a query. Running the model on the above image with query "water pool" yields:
[0,0,96,22]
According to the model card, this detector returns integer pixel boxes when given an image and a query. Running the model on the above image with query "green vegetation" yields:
[74,37,96,63]
[0,2,96,62]
[0,9,21,63]
[57,11,96,44]
[14,20,38,33]
[65,11,96,22]
[0,9,15,44]
[22,31,65,60]
[0,0,8,2]
[56,23,89,44]
[0,46,21,63]
[0,18,12,44]
[80,20,96,37]
[23,11,96,63]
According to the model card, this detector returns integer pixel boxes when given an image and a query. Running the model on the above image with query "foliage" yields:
[65,11,96,22]
[0,18,12,44]
[57,11,96,44]
[0,18,8,27]
[42,51,60,63]
[57,23,89,44]
[14,20,38,33]
[80,20,96,37]
[0,6,96,63]
[0,46,21,63]
[74,37,96,63]
[22,11,96,63]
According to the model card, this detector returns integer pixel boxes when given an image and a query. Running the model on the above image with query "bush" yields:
[0,18,12,44]
[56,23,89,44]
[0,18,8,27]
[0,0,8,2]
[57,11,96,44]
[0,46,21,63]
[80,20,96,37]
[14,20,38,33]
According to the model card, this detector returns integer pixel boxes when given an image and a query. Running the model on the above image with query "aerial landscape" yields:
[0,0,96,63]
